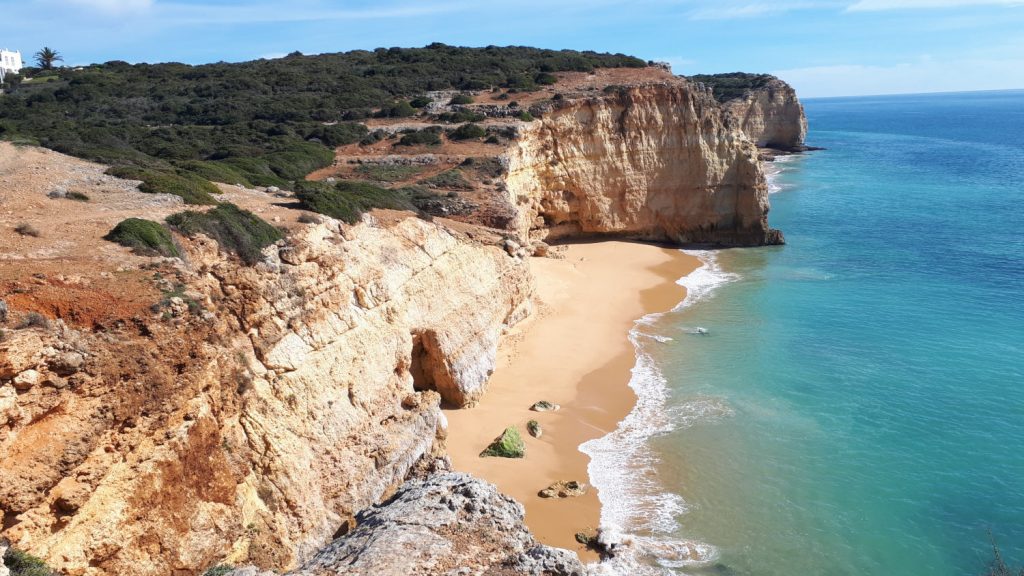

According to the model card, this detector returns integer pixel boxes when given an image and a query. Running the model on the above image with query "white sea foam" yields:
[581,252,740,575]
[675,250,740,310]
[764,154,800,194]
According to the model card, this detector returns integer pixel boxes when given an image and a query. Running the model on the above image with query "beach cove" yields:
[445,242,699,560]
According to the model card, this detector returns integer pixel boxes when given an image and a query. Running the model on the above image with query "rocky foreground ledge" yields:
[225,472,585,576]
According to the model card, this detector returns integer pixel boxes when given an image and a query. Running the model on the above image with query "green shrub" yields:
[436,110,486,124]
[461,156,505,178]
[202,565,234,576]
[409,96,432,108]
[166,203,282,264]
[354,164,424,182]
[397,130,441,147]
[3,548,55,576]
[106,166,219,205]
[304,122,368,147]
[295,180,414,224]
[104,218,180,257]
[535,72,558,85]
[517,110,535,122]
[687,72,774,102]
[17,312,50,330]
[174,160,253,187]
[449,93,474,105]
[262,142,335,181]
[14,223,41,237]
[359,130,387,146]
[377,100,416,118]
[419,169,472,190]
[449,123,486,141]
[216,157,289,188]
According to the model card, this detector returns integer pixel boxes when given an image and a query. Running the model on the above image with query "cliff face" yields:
[0,214,531,576]
[505,82,783,247]
[718,77,807,151]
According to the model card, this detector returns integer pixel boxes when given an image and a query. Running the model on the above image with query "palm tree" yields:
[34,47,63,70]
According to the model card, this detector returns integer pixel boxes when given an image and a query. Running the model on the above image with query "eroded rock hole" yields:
[409,330,435,392]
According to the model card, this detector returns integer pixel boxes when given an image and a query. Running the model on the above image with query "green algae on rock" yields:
[526,419,542,438]
[480,426,525,458]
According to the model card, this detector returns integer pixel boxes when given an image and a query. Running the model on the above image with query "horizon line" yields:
[802,86,1024,99]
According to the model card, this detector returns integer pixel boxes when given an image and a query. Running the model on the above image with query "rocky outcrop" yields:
[719,77,807,151]
[506,82,783,247]
[0,215,532,576]
[228,472,585,576]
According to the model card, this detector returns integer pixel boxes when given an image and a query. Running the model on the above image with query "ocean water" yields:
[584,90,1024,575]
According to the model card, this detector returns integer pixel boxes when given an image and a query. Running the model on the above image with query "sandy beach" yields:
[444,241,699,560]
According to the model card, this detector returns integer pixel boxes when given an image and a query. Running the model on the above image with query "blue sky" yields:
[3,0,1024,97]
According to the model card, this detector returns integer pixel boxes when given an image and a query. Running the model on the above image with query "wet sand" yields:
[444,241,698,560]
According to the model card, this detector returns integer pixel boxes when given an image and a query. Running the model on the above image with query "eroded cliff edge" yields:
[0,68,806,576]
[689,73,808,151]
[0,144,534,575]
[506,82,781,246]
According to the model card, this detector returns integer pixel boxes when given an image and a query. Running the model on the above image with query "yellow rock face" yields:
[0,215,532,576]
[720,77,808,150]
[505,82,782,246]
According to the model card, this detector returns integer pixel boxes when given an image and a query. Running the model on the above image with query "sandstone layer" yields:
[505,81,782,246]
[0,156,532,575]
[718,77,808,151]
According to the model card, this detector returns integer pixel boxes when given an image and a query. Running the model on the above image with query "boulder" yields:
[527,419,542,438]
[48,351,84,376]
[480,426,525,458]
[12,369,40,391]
[277,473,585,576]
[530,400,560,412]
[539,480,587,499]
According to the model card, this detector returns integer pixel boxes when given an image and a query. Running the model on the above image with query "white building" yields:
[0,49,23,83]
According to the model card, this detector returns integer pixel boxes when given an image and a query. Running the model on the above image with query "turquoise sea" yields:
[585,90,1024,575]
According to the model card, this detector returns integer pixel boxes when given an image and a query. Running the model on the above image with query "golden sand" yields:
[444,241,698,560]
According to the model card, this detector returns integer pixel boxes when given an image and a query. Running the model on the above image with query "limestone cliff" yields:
[0,209,531,576]
[717,77,808,151]
[505,81,783,247]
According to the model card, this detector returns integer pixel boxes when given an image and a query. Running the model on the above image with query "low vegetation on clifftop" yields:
[0,45,644,201]
[688,72,775,102]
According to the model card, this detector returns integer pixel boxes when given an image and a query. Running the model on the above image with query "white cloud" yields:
[62,0,153,13]
[687,1,826,19]
[773,57,1024,97]
[847,0,1024,11]
[149,1,460,25]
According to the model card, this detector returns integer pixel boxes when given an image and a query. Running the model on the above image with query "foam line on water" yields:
[581,251,739,574]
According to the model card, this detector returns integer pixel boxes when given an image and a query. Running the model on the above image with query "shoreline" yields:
[444,241,699,561]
